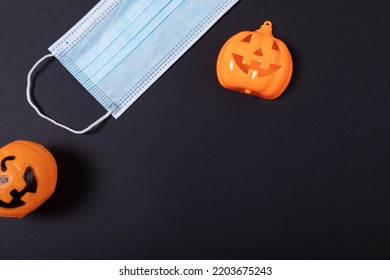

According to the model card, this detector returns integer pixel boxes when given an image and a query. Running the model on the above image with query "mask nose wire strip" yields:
[26,53,112,134]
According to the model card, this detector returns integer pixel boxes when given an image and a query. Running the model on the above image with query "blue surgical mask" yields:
[26,0,240,134]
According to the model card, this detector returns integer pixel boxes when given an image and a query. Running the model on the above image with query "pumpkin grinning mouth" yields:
[0,166,37,208]
[232,53,281,77]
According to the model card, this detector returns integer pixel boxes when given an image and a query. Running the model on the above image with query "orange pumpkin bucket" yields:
[217,21,293,99]
[0,140,57,218]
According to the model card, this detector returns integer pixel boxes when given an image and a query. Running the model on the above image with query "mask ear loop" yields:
[26,53,112,135]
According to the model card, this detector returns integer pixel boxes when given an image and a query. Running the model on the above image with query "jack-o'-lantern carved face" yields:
[217,21,293,99]
[0,156,37,208]
[232,33,282,77]
[0,140,57,218]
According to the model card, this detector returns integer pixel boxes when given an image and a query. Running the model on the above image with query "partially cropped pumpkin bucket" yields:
[0,140,57,218]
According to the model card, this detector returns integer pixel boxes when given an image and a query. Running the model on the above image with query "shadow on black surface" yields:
[33,148,91,217]
[278,43,300,100]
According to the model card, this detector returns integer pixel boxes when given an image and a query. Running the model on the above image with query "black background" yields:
[0,0,390,259]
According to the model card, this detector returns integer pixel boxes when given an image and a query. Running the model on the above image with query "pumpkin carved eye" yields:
[216,20,293,99]
[242,34,252,43]
[0,175,9,185]
[0,140,57,218]
[272,40,280,51]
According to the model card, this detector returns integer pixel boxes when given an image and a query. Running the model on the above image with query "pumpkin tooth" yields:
[232,53,250,74]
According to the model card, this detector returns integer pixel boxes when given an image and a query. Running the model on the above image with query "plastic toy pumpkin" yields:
[217,20,293,99]
[0,140,57,218]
